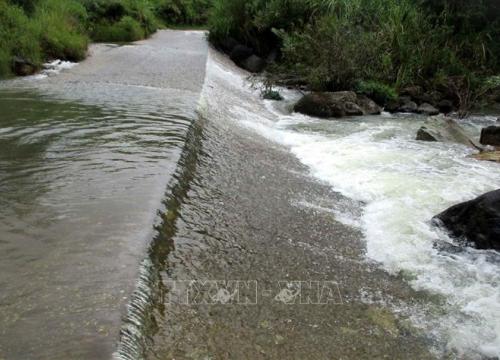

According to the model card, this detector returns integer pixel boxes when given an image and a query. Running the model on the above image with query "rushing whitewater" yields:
[205,51,500,358]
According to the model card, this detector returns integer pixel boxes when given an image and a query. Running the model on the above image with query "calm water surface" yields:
[0,31,208,359]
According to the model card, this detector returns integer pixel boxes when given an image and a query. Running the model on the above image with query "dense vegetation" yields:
[0,0,211,77]
[208,0,500,111]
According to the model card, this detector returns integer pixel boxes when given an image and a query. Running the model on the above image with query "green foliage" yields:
[83,0,158,42]
[92,15,144,42]
[262,89,283,101]
[0,0,42,76]
[356,81,397,105]
[33,0,89,61]
[208,0,500,109]
[154,0,211,25]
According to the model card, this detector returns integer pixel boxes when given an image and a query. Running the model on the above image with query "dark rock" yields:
[384,100,400,113]
[229,45,253,65]
[294,92,346,118]
[480,126,500,146]
[400,85,423,100]
[357,95,381,115]
[438,99,454,114]
[219,37,239,53]
[241,55,266,73]
[294,91,381,118]
[433,189,500,251]
[399,99,418,113]
[416,115,482,150]
[417,103,439,116]
[12,56,36,76]
[416,91,442,106]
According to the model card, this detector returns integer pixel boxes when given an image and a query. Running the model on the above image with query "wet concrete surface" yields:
[136,51,437,359]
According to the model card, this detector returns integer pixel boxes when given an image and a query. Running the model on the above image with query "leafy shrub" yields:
[356,81,397,105]
[83,0,157,42]
[92,15,144,42]
[154,0,211,25]
[33,0,89,61]
[0,1,42,75]
[262,89,283,101]
[208,0,500,109]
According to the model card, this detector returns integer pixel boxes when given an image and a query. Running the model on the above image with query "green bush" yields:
[92,15,145,42]
[83,0,158,42]
[356,81,397,105]
[0,0,42,75]
[33,0,89,61]
[208,0,500,109]
[154,0,211,26]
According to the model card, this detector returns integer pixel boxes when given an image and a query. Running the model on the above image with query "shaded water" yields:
[0,30,208,359]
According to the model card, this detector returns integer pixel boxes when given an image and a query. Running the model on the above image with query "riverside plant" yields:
[208,0,500,110]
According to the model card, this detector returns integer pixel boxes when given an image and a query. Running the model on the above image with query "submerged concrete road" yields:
[0,31,208,360]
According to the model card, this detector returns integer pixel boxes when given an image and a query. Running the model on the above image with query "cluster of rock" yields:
[293,91,381,118]
[414,116,499,251]
[385,86,453,115]
[219,38,267,73]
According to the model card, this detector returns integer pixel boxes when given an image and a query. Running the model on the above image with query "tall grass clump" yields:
[33,0,89,61]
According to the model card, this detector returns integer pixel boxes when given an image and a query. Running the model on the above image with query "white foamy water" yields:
[30,59,77,80]
[205,52,500,358]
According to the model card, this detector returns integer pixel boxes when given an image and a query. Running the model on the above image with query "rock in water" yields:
[480,126,500,146]
[399,99,418,113]
[417,103,439,116]
[471,151,500,163]
[437,99,454,114]
[433,190,500,251]
[12,56,36,76]
[416,115,482,150]
[357,95,382,115]
[241,55,266,73]
[294,91,381,118]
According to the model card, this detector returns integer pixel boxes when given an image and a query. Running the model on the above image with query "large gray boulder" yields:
[480,126,500,146]
[433,190,500,251]
[294,91,381,118]
[399,98,418,113]
[416,115,482,150]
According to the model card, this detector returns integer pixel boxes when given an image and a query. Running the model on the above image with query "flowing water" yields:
[199,53,500,358]
[1,30,499,360]
[0,31,208,359]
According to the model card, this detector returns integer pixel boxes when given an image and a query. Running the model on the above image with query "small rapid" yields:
[205,52,500,358]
